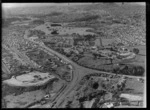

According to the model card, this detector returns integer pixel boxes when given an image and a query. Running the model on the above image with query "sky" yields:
[2,2,145,9]
[129,2,145,6]
[2,3,92,9]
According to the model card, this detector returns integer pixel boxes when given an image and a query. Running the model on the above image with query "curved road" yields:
[24,29,145,108]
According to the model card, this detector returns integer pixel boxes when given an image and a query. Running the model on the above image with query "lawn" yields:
[78,56,122,72]
[78,56,111,67]
[101,38,115,46]
[120,45,146,67]
[127,45,146,56]
[123,78,144,95]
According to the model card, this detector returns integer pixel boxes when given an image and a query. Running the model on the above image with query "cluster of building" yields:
[99,93,143,108]
[45,55,69,69]
[115,34,145,46]
[28,28,137,62]
[43,36,74,48]
[63,38,136,60]
[115,47,136,60]
[80,73,144,108]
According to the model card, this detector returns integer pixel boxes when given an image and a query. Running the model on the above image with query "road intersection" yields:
[24,29,145,108]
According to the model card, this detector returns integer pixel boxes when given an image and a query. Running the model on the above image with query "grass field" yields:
[78,56,121,72]
[124,78,144,95]
[120,45,146,67]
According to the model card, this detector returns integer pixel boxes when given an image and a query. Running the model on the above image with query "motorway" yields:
[24,29,145,108]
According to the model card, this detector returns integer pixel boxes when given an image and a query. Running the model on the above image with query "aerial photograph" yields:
[2,2,146,108]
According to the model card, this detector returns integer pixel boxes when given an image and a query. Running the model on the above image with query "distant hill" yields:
[2,3,145,18]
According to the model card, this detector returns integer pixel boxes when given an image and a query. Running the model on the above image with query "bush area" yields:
[2,17,31,27]
[47,12,63,17]
[30,20,45,25]
[51,30,59,35]
[115,65,145,76]
[28,30,46,38]
[26,49,53,66]
[73,15,100,22]
[76,58,145,76]
[51,24,62,27]
[73,34,96,46]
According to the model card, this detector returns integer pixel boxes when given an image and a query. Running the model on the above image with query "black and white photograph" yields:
[2,2,146,108]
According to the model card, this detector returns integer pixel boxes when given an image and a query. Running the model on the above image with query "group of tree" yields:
[51,23,62,27]
[31,20,45,25]
[83,34,96,41]
[28,30,45,38]
[115,65,145,76]
[2,17,30,27]
[92,53,104,59]
[74,15,100,22]
[132,48,139,54]
[51,30,59,35]
[73,34,96,46]
[47,12,63,17]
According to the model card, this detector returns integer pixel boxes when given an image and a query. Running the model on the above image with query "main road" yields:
[24,29,145,108]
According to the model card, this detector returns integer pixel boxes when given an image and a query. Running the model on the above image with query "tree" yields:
[109,57,113,64]
[113,67,120,74]
[133,48,139,54]
[51,30,59,35]
[108,55,114,65]
[92,53,97,60]
[66,100,72,108]
[136,66,145,76]
[32,20,44,25]
[84,34,96,41]
[117,43,124,47]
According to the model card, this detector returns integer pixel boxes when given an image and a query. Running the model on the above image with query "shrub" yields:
[133,48,139,54]
[51,30,59,35]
